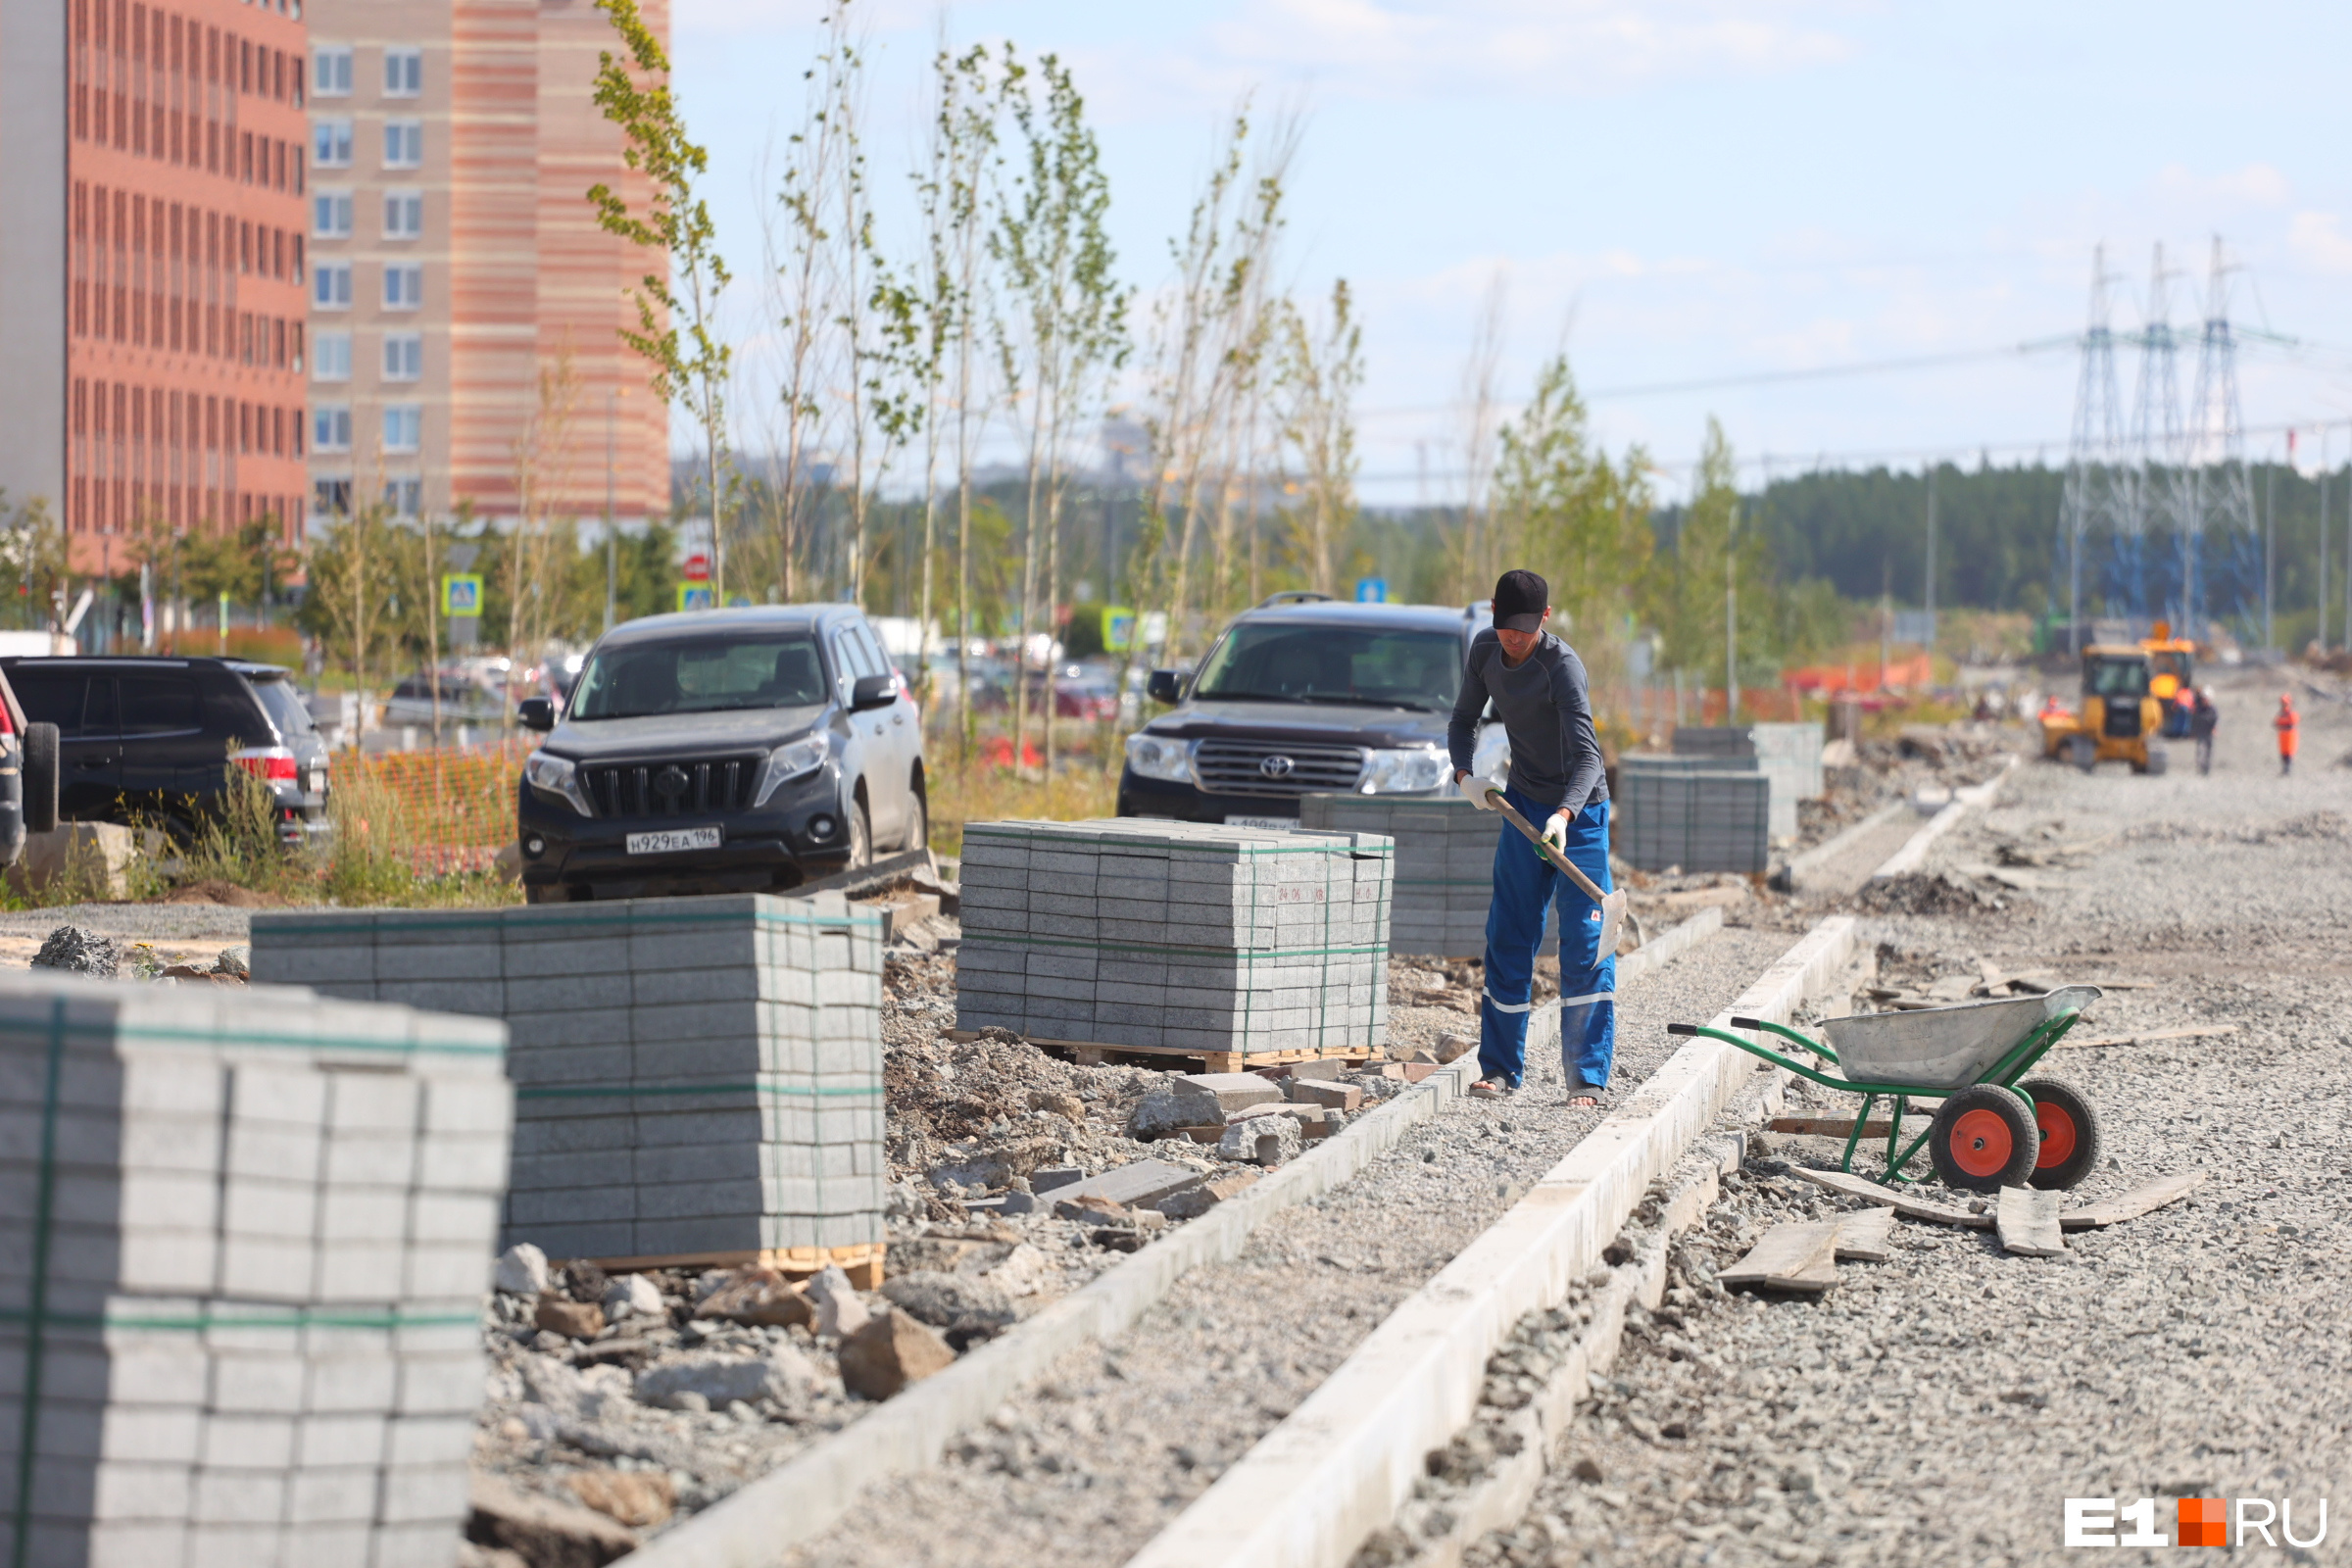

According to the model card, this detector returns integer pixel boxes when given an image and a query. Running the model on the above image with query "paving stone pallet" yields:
[1298,795,1556,959]
[1615,760,1771,874]
[1666,723,1826,841]
[0,969,509,1568]
[955,820,1392,1063]
[247,894,887,1284]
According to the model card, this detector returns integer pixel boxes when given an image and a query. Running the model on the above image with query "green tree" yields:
[1492,355,1652,663]
[0,492,73,632]
[589,0,734,600]
[1273,280,1363,597]
[1652,419,1772,705]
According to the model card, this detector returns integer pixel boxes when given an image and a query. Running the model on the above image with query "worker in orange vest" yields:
[2274,694,2299,775]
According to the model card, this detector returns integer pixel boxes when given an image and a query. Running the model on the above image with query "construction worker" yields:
[2039,693,2069,723]
[2190,687,2218,776]
[1447,569,1613,1107]
[2275,694,2299,775]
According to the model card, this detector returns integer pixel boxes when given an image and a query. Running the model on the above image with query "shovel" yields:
[1481,786,1629,959]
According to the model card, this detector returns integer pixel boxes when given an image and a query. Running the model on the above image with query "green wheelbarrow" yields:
[1668,986,2105,1193]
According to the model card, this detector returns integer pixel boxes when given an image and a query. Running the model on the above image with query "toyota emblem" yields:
[1259,755,1295,779]
[653,765,690,800]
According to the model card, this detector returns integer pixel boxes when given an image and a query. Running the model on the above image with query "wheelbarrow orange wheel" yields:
[1928,1084,2040,1193]
[2018,1076,2102,1191]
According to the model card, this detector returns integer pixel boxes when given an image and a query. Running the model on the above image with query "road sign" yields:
[1355,577,1387,604]
[441,574,483,617]
[1102,606,1137,652]
[677,584,715,612]
[682,553,710,582]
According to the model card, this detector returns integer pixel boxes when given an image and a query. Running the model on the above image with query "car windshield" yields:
[1192,623,1460,711]
[570,635,828,719]
[2085,658,2149,698]
[251,678,316,736]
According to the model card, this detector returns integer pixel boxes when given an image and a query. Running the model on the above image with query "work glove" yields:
[1459,772,1498,810]
[1541,808,1574,856]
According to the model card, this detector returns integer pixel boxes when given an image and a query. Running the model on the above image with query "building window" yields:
[314,120,352,168]
[314,405,352,453]
[315,263,352,309]
[315,331,352,381]
[383,477,422,517]
[384,121,422,169]
[384,49,422,97]
[383,192,422,239]
[313,192,352,239]
[384,265,422,311]
[383,405,421,454]
[313,47,352,97]
[383,333,422,381]
[313,477,354,517]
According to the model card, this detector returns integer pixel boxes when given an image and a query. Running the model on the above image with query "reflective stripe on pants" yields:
[1478,787,1615,1091]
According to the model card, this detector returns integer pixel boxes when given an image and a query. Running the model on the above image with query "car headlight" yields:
[522,751,594,817]
[1123,732,1197,784]
[754,731,833,808]
[1358,745,1451,795]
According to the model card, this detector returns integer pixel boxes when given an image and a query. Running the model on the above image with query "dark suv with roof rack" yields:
[0,657,330,845]
[514,605,928,902]
[1116,595,1494,824]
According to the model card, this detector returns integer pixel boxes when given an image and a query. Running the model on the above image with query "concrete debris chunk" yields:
[30,923,119,976]
[1173,1071,1286,1117]
[468,1472,640,1566]
[214,943,251,977]
[1434,1032,1477,1064]
[808,1263,873,1337]
[1153,1168,1261,1220]
[696,1267,815,1329]
[1218,1115,1302,1166]
[839,1307,957,1399]
[1042,1157,1208,1210]
[602,1272,665,1320]
[635,1347,817,1410]
[1129,1086,1212,1140]
[495,1242,552,1297]
[881,1270,1017,1336]
[1055,1193,1137,1227]
[536,1298,608,1339]
[568,1468,677,1529]
[1288,1078,1363,1111]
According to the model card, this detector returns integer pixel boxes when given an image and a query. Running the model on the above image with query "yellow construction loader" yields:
[2038,647,2169,774]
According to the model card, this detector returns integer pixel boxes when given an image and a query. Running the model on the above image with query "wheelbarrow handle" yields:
[1481,786,1609,904]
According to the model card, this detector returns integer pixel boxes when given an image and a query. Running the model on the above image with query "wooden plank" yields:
[2060,1171,2207,1231]
[579,1242,886,1289]
[945,1030,1366,1070]
[2058,1023,2238,1050]
[1995,1186,2067,1257]
[1768,1115,1913,1138]
[1831,1205,1896,1262]
[1719,1220,1841,1294]
[1784,1164,1994,1229]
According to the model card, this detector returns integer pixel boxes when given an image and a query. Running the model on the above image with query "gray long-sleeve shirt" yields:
[1446,629,1608,812]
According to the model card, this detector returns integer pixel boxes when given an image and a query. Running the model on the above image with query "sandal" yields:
[1563,1093,1600,1108]
[1469,1078,1509,1100]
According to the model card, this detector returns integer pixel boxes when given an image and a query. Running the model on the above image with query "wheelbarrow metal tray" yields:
[1820,986,2102,1091]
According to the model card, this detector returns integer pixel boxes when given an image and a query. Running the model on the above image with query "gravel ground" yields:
[778,925,1796,1568]
[1461,666,2352,1567]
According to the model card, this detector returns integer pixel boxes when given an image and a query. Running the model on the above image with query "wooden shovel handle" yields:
[1482,786,1608,904]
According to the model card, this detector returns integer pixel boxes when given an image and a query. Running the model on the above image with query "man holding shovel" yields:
[1447,569,1615,1106]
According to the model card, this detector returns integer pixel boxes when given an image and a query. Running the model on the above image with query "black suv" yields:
[1117,596,1492,823]
[0,657,331,843]
[514,606,928,902]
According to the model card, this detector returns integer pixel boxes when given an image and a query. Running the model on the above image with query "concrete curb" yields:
[1122,915,1857,1568]
[1776,801,1905,887]
[1867,757,2018,880]
[624,912,1729,1567]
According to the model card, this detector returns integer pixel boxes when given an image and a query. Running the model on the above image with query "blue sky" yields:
[672,0,2352,503]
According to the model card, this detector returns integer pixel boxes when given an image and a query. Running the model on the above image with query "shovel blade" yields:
[1595,888,1628,959]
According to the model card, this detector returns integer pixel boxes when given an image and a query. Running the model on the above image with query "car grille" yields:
[583,757,760,818]
[1193,738,1366,798]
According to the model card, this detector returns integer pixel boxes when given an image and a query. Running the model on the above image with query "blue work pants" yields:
[1478,787,1615,1091]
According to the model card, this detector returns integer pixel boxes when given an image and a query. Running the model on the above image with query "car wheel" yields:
[903,785,929,855]
[22,724,57,835]
[846,797,872,870]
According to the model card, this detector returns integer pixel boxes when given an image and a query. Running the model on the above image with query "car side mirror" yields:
[1147,669,1182,706]
[850,673,897,712]
[516,697,556,732]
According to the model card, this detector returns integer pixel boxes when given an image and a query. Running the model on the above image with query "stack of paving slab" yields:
[1298,793,1553,958]
[0,967,510,1568]
[1616,756,1771,874]
[1670,723,1826,840]
[249,894,886,1271]
[955,819,1393,1060]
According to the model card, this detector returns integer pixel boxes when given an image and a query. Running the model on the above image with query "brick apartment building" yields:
[0,0,312,570]
[301,0,669,529]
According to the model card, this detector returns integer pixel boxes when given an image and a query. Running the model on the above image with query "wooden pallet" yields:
[945,1029,1369,1076]
[575,1242,884,1290]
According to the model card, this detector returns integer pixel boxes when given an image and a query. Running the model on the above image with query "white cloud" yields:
[2152,162,2292,210]
[2287,211,2352,275]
